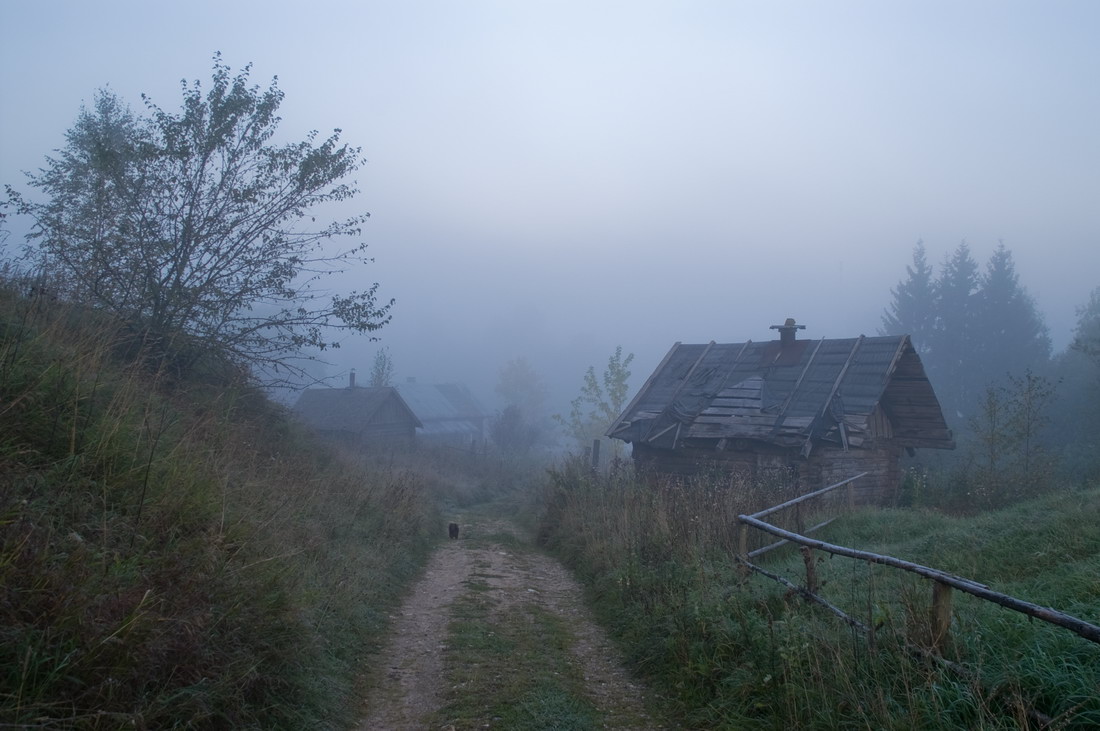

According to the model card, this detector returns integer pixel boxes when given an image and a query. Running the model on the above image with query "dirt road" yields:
[358,518,663,730]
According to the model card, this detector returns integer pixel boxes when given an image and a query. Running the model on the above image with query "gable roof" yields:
[607,335,954,453]
[393,382,487,438]
[293,386,422,433]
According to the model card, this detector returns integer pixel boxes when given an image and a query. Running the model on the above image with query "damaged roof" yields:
[606,333,954,453]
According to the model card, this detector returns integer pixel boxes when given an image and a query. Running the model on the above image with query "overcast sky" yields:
[3,1,1098,413]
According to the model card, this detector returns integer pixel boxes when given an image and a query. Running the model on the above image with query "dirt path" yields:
[358,519,663,730]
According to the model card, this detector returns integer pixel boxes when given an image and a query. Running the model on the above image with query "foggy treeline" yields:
[878,239,1099,487]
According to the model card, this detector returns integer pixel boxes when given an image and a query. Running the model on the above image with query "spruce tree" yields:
[881,240,936,352]
[927,241,981,419]
[973,243,1051,383]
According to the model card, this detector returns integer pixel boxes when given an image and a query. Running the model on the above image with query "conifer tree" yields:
[927,242,981,418]
[880,240,936,352]
[973,242,1051,382]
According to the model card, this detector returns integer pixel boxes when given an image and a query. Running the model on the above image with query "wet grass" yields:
[0,285,447,727]
[536,458,1100,729]
[430,525,662,731]
[436,575,600,729]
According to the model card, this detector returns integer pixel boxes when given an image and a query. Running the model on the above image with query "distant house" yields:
[293,374,421,447]
[606,319,955,504]
[394,380,488,446]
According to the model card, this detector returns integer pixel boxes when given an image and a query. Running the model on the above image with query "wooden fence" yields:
[735,474,1100,653]
[735,474,1100,725]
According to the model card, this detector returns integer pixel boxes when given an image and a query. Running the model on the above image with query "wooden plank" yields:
[646,421,678,444]
[747,517,836,558]
[688,425,791,438]
[931,581,953,653]
[694,413,780,423]
[801,336,864,456]
[608,342,681,437]
[643,341,715,443]
[748,472,869,519]
[773,338,825,423]
[711,398,762,408]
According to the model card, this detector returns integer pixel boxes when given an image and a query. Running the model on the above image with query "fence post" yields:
[847,479,855,511]
[930,581,953,654]
[801,546,818,595]
[737,520,750,576]
[590,438,601,471]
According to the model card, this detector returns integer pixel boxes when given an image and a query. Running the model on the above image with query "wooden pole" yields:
[590,438,601,471]
[737,520,750,576]
[748,472,868,520]
[931,581,953,654]
[801,546,818,595]
[737,556,1054,728]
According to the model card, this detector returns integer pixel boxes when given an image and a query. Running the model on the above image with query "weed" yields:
[0,283,443,727]
[536,456,1100,729]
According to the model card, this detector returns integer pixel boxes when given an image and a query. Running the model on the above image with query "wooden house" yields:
[293,374,421,448]
[606,320,955,504]
[394,380,488,446]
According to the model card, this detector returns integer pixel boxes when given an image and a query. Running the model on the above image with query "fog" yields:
[3,1,1098,416]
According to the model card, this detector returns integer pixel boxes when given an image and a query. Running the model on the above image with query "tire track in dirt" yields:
[358,520,662,730]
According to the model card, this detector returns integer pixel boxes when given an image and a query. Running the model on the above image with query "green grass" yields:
[0,285,448,727]
[433,565,601,730]
[536,458,1100,729]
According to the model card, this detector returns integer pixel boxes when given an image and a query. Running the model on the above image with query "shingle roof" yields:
[393,382,487,438]
[607,335,953,452]
[293,386,421,432]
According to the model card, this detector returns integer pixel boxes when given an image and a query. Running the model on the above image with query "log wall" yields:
[632,440,902,506]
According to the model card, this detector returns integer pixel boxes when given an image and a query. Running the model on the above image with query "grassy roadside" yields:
[428,520,659,731]
[439,567,599,729]
[536,458,1100,729]
[0,287,444,727]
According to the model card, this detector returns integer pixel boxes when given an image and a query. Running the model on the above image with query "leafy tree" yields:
[967,369,1057,507]
[556,346,634,457]
[495,356,547,420]
[369,347,395,387]
[7,55,392,381]
[880,239,936,351]
[489,404,541,455]
[492,356,548,453]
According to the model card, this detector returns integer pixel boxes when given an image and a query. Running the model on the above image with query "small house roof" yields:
[293,386,422,432]
[607,333,954,453]
[394,382,488,437]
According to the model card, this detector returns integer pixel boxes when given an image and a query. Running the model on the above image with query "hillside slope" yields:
[0,288,441,728]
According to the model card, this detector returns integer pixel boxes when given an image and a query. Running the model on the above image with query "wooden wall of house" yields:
[810,444,902,505]
[631,439,902,506]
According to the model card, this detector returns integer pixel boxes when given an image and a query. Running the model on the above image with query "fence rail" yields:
[736,473,1100,651]
[737,512,1100,645]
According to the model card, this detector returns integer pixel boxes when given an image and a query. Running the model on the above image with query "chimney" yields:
[770,318,805,350]
[349,369,356,388]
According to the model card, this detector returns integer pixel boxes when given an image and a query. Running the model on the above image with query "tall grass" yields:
[0,284,445,728]
[537,457,1100,729]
